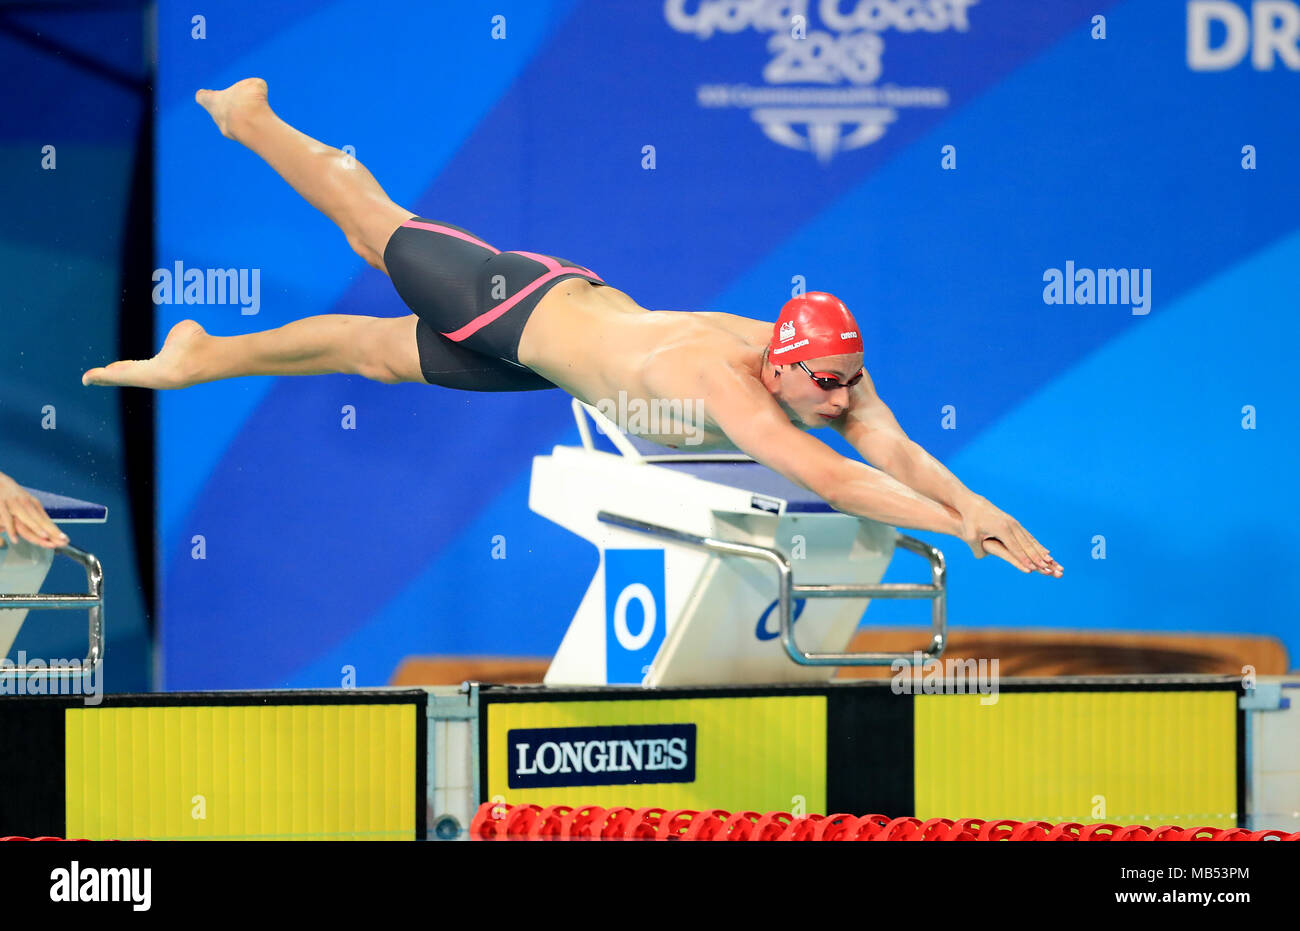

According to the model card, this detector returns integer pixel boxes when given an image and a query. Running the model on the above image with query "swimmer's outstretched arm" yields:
[830,374,1062,577]
[704,369,962,534]
[702,367,1045,576]
[82,315,426,389]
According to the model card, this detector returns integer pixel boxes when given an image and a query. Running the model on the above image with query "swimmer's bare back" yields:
[517,280,773,449]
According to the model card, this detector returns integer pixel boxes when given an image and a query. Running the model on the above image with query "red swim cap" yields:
[769,292,863,365]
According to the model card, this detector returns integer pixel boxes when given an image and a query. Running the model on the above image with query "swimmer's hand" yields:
[0,472,69,550]
[959,496,1062,577]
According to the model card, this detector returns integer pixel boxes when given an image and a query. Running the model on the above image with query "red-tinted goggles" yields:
[798,361,864,391]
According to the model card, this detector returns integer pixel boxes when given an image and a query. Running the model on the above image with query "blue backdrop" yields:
[156,0,1300,689]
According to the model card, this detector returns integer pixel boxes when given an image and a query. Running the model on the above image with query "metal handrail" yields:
[0,544,103,677]
[596,511,945,667]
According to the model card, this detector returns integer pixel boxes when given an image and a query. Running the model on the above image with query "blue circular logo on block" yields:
[755,598,807,641]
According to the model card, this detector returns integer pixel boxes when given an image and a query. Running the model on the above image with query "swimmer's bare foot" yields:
[195,77,269,141]
[82,320,209,389]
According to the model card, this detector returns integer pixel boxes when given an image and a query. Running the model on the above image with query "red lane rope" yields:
[468,803,1300,841]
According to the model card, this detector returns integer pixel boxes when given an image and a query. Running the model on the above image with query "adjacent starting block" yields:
[0,488,106,674]
[529,401,948,687]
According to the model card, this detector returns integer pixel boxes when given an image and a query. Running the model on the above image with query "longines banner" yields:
[480,680,1243,824]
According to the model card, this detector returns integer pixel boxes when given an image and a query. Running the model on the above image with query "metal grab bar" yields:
[596,511,945,667]
[0,544,104,677]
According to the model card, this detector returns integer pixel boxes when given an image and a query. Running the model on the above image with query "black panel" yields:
[1237,701,1248,828]
[0,699,66,837]
[826,686,914,817]
[413,690,428,840]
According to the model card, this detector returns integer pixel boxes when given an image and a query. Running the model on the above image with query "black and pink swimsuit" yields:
[382,217,605,391]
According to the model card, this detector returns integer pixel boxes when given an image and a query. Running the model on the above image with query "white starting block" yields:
[529,401,947,687]
[0,488,106,675]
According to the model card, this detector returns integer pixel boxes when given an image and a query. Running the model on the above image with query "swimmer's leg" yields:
[81,315,552,390]
[83,315,425,388]
[195,78,410,273]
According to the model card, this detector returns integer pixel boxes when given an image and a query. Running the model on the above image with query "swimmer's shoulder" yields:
[689,310,770,346]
